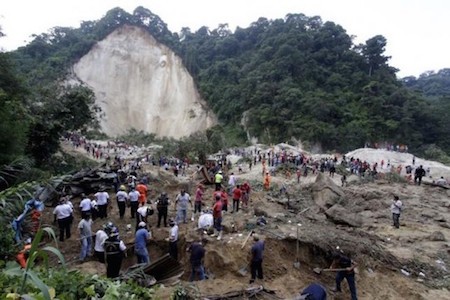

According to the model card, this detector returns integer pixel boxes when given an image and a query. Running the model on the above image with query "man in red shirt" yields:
[241,182,251,208]
[232,184,242,213]
[212,195,223,240]
[220,187,228,212]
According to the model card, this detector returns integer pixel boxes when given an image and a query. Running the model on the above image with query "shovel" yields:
[313,267,348,274]
[293,224,300,269]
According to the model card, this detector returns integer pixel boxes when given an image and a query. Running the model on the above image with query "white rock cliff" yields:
[73,25,217,138]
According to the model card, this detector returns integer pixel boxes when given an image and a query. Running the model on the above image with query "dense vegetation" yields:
[2,6,450,168]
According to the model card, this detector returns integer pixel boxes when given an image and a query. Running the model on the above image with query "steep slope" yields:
[73,25,217,138]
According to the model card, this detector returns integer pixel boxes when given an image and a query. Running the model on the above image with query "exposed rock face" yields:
[73,25,217,138]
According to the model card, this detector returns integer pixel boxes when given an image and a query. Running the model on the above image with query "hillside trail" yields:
[48,141,450,299]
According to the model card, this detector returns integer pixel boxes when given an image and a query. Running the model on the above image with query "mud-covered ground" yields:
[45,143,450,299]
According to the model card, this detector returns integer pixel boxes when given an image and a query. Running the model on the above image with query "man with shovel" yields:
[329,251,358,300]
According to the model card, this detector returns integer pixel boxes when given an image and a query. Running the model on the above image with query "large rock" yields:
[311,172,345,210]
[72,25,217,138]
[325,204,363,227]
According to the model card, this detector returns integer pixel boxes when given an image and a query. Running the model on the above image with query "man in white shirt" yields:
[136,205,153,231]
[94,224,111,263]
[116,185,128,219]
[169,219,179,260]
[95,188,110,219]
[198,211,214,231]
[53,198,73,242]
[128,187,140,219]
[390,195,403,229]
[79,194,92,219]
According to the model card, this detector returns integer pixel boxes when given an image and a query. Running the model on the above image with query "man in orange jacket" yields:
[16,238,32,268]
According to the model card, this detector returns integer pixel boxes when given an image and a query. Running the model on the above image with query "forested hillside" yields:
[2,6,450,167]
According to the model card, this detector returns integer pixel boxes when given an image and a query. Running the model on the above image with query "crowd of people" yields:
[17,136,450,300]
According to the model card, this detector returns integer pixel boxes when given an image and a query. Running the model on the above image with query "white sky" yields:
[0,0,449,78]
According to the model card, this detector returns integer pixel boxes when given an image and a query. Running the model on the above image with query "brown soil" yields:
[41,143,450,299]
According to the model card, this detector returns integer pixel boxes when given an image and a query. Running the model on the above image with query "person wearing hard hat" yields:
[116,185,128,219]
[214,170,223,191]
[135,222,151,264]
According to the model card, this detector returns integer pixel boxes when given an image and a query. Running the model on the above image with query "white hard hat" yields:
[138,222,146,228]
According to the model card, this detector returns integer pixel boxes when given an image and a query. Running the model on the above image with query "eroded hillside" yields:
[73,25,217,138]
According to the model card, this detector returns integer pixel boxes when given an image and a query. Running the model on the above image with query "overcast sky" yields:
[1,0,449,78]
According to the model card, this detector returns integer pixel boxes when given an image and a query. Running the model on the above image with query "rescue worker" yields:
[214,170,223,191]
[94,222,113,263]
[168,219,179,260]
[128,186,140,219]
[104,226,126,278]
[135,222,151,264]
[53,197,73,242]
[136,181,148,207]
[115,185,128,219]
[156,192,170,227]
[16,238,32,268]
[330,251,358,300]
[136,205,154,231]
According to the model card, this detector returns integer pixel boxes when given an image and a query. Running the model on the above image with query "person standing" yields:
[135,222,151,264]
[228,172,236,193]
[136,181,148,207]
[249,234,264,284]
[94,222,113,263]
[263,171,271,191]
[168,219,179,260]
[232,184,242,213]
[128,186,140,219]
[214,170,223,191]
[175,189,192,224]
[330,251,358,300]
[95,188,109,219]
[194,185,204,217]
[212,195,223,240]
[53,198,73,242]
[79,194,92,219]
[391,195,403,229]
[188,238,207,281]
[156,192,170,227]
[104,227,127,278]
[116,185,128,219]
[78,213,93,262]
[414,165,426,185]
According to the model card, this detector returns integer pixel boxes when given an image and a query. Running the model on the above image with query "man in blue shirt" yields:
[249,234,264,284]
[188,238,207,281]
[298,283,327,300]
[135,222,151,264]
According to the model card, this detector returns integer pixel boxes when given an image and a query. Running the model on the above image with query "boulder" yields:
[325,204,363,227]
[311,172,345,210]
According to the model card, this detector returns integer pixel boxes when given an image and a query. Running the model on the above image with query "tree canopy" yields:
[2,7,449,165]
